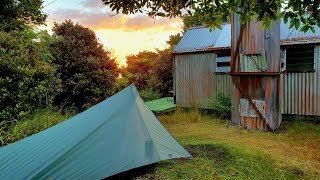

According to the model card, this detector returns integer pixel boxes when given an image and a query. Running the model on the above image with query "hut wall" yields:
[174,53,231,109]
[280,45,320,115]
[231,14,281,131]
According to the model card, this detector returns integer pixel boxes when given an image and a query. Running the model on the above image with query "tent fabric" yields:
[0,84,191,179]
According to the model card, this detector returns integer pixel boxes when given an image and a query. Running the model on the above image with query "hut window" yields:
[215,54,231,73]
[286,46,314,72]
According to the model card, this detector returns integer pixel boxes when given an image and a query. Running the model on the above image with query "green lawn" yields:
[137,109,320,179]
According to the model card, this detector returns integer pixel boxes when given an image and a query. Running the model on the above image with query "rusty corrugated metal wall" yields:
[231,15,281,131]
[280,45,320,115]
[174,53,231,109]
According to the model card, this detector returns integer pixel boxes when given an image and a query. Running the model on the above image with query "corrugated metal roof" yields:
[173,24,229,53]
[280,19,320,45]
[174,20,320,53]
[212,24,231,49]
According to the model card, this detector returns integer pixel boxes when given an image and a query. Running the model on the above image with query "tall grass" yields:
[160,108,222,125]
[0,109,74,147]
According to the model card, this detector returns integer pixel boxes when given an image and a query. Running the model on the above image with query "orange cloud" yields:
[42,2,183,66]
[46,9,182,31]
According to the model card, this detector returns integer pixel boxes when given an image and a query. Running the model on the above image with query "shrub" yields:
[0,30,61,121]
[209,93,231,119]
[50,20,118,110]
[139,89,162,102]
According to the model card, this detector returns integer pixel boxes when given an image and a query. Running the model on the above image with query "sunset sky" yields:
[41,0,183,65]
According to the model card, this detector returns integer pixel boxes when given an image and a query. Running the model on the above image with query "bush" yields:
[0,109,74,147]
[139,89,162,102]
[209,93,231,119]
[0,30,61,121]
[50,20,118,110]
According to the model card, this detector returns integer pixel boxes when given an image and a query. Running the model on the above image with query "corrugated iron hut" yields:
[173,24,232,109]
[230,15,281,131]
[173,19,320,130]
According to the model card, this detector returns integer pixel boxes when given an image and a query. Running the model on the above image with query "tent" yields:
[0,84,191,179]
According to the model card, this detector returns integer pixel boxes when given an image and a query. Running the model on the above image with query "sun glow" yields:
[42,0,182,66]
[95,26,181,66]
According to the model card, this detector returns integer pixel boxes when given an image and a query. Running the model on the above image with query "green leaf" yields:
[294,19,300,30]
[300,17,307,24]
[278,11,285,19]
[289,19,295,29]
[310,26,315,33]
[300,25,309,33]
[284,13,289,24]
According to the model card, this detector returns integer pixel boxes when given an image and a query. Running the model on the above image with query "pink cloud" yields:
[46,8,182,31]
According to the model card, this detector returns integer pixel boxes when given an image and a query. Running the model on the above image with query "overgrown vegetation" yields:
[0,1,118,126]
[139,89,162,102]
[117,48,174,98]
[210,93,232,119]
[0,29,62,121]
[0,109,74,147]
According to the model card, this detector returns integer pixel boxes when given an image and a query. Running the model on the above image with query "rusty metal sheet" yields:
[231,13,281,131]
[240,99,266,118]
[280,46,320,115]
[240,53,267,72]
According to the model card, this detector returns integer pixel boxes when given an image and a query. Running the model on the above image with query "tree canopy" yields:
[0,0,47,31]
[51,20,118,110]
[102,0,320,32]
[0,30,61,121]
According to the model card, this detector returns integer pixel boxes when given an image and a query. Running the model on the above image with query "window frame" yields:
[284,45,315,73]
[214,51,231,74]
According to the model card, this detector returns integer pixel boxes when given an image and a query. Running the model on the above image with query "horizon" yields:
[41,0,183,65]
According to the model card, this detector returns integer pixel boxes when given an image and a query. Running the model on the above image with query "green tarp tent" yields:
[0,84,191,179]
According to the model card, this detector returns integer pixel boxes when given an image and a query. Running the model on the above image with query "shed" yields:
[173,20,320,117]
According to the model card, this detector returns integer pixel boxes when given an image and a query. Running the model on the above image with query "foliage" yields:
[126,51,158,73]
[182,14,208,32]
[0,0,47,31]
[149,48,173,95]
[115,75,131,92]
[209,93,232,119]
[166,33,182,49]
[102,0,320,32]
[0,30,62,121]
[120,48,173,96]
[50,20,118,110]
[0,109,74,147]
[122,51,157,90]
[139,89,162,102]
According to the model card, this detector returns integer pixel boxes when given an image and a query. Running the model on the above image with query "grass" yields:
[136,109,320,179]
[1,108,319,179]
[0,109,74,146]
